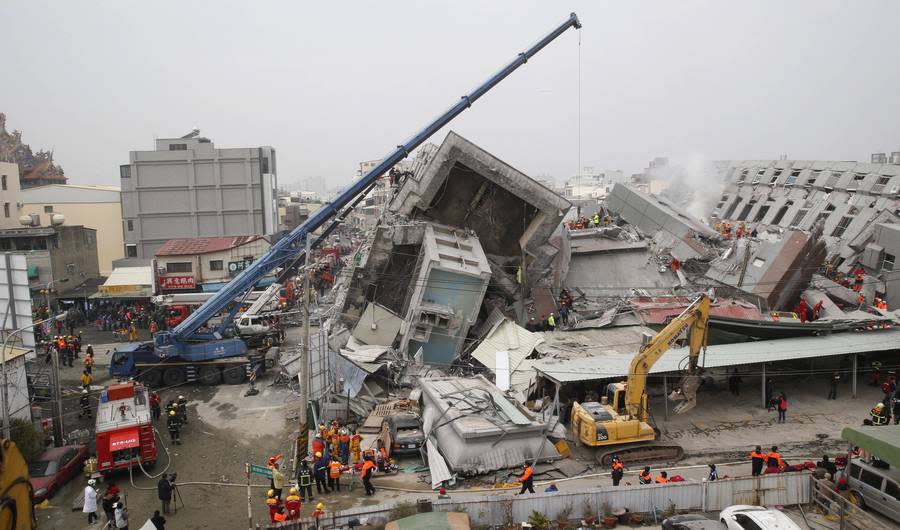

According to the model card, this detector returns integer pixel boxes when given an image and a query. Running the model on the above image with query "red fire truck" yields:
[95,381,157,474]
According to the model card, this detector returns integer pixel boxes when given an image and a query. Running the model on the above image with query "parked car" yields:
[719,505,801,530]
[662,514,721,530]
[846,457,900,523]
[384,413,425,456]
[28,444,89,502]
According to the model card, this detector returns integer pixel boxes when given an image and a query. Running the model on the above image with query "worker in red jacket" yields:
[284,487,301,520]
[265,489,281,523]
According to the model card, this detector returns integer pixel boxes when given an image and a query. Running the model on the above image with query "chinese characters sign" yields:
[159,275,196,290]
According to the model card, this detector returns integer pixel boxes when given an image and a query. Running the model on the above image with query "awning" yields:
[841,426,900,469]
[108,428,140,451]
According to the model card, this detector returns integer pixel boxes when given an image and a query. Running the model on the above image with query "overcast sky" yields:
[2,1,899,191]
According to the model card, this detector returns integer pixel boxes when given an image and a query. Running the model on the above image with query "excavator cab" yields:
[605,382,628,416]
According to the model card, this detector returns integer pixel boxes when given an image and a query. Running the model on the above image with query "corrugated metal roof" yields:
[533,327,900,383]
[423,378,532,426]
[102,266,153,287]
[156,235,267,256]
[426,441,453,489]
[471,319,543,375]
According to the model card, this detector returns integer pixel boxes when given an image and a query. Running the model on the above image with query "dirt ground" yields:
[30,324,896,529]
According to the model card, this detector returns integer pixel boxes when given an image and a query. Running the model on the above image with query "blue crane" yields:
[152,12,582,363]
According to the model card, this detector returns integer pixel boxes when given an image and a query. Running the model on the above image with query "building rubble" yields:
[297,134,900,490]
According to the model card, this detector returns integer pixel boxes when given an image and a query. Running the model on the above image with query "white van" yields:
[846,457,900,523]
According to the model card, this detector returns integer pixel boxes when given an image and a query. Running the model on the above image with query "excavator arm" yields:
[623,294,710,420]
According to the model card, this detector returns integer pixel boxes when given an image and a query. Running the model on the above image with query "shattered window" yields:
[883,253,896,272]
[785,170,800,185]
[771,201,793,225]
[809,170,822,185]
[789,209,808,227]
[872,176,891,194]
[854,173,867,181]
[831,216,852,237]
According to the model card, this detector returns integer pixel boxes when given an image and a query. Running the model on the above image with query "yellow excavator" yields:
[570,293,710,465]
[0,439,37,529]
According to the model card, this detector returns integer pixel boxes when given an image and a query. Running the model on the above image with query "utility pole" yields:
[296,237,311,465]
[52,346,64,446]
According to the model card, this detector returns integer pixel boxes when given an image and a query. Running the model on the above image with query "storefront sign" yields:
[159,275,196,290]
[227,259,254,277]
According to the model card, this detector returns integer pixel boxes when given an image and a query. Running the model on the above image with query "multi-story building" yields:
[0,162,23,229]
[154,235,272,293]
[20,184,123,276]
[562,167,625,200]
[120,133,278,259]
[0,224,100,298]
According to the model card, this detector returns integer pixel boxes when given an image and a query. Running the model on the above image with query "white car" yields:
[719,505,801,530]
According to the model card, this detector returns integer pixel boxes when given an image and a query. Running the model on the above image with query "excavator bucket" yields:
[670,374,701,414]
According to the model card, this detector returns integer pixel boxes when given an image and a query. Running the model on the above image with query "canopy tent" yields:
[841,426,900,469]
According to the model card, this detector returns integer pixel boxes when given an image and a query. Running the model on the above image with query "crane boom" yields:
[153,12,582,358]
[623,294,710,421]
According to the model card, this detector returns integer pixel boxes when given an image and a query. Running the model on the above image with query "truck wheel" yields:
[140,369,162,388]
[222,366,245,385]
[162,367,186,386]
[199,366,221,385]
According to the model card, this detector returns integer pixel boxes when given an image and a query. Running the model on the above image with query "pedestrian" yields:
[102,488,119,524]
[765,378,774,410]
[296,459,314,501]
[114,502,129,530]
[272,463,285,500]
[361,456,376,496]
[750,446,765,476]
[81,369,93,389]
[828,372,840,400]
[655,471,669,484]
[150,510,166,530]
[328,458,343,492]
[284,487,302,520]
[728,371,742,396]
[128,321,138,341]
[83,479,99,524]
[157,474,172,514]
[517,463,535,494]
[707,464,718,481]
[149,391,161,421]
[610,455,624,486]
[559,305,569,326]
[176,395,188,424]
[313,452,331,494]
[777,393,788,423]
[639,466,653,484]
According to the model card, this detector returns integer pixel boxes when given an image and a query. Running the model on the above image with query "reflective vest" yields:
[298,468,312,487]
[547,314,556,327]
[639,471,652,484]
[767,452,783,468]
[611,461,623,471]
[328,461,342,479]
[655,476,669,484]
[361,460,376,479]
[519,466,533,482]
[350,435,361,452]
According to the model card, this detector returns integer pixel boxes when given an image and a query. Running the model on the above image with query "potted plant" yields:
[601,501,617,528]
[581,499,597,527]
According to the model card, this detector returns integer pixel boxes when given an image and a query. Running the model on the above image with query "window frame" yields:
[209,260,224,271]
[166,262,193,274]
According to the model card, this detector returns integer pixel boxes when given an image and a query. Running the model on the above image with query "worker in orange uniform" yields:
[329,421,340,453]
[638,466,653,484]
[328,459,343,492]
[655,471,669,484]
[284,487,301,520]
[610,455,624,486]
[311,502,326,529]
[361,456,377,496]
[750,446,766,476]
[265,489,281,523]
[350,431,362,464]
[766,446,784,473]
[517,463,535,494]
[338,428,350,464]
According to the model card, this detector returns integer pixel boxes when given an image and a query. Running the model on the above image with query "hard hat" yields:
[315,433,322,439]
[169,410,176,416]
[267,489,274,498]
[178,395,184,400]
[82,389,88,394]
[316,502,324,510]
[877,403,884,408]
[315,451,322,457]
[88,479,96,486]
[290,487,297,495]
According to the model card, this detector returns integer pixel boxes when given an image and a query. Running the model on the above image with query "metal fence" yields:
[265,472,813,529]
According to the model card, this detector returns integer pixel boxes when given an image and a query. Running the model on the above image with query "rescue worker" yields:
[318,422,328,440]
[766,446,784,472]
[167,410,182,444]
[83,350,94,375]
[176,395,188,424]
[610,455,624,486]
[708,464,718,481]
[377,445,389,472]
[312,432,326,457]
[517,463,535,494]
[361,456,376,496]
[271,463,285,500]
[871,360,882,387]
[79,389,92,419]
[338,428,350,464]
[591,212,600,227]
[871,402,889,425]
[350,431,362,464]
[311,502,326,528]
[750,445,766,476]
[828,371,840,400]
[329,421,340,453]
[296,459,314,502]
[328,458,343,491]
[265,489,281,523]
[655,471,669,484]
[284,487,301,520]
[313,452,331,494]
[149,391,161,421]
[547,313,556,331]
[81,369,93,389]
[638,466,653,484]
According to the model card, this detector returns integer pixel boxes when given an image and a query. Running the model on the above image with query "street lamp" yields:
[44,278,69,316]
[1,310,67,440]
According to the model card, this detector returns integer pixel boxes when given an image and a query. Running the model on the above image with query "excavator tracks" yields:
[597,443,684,466]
